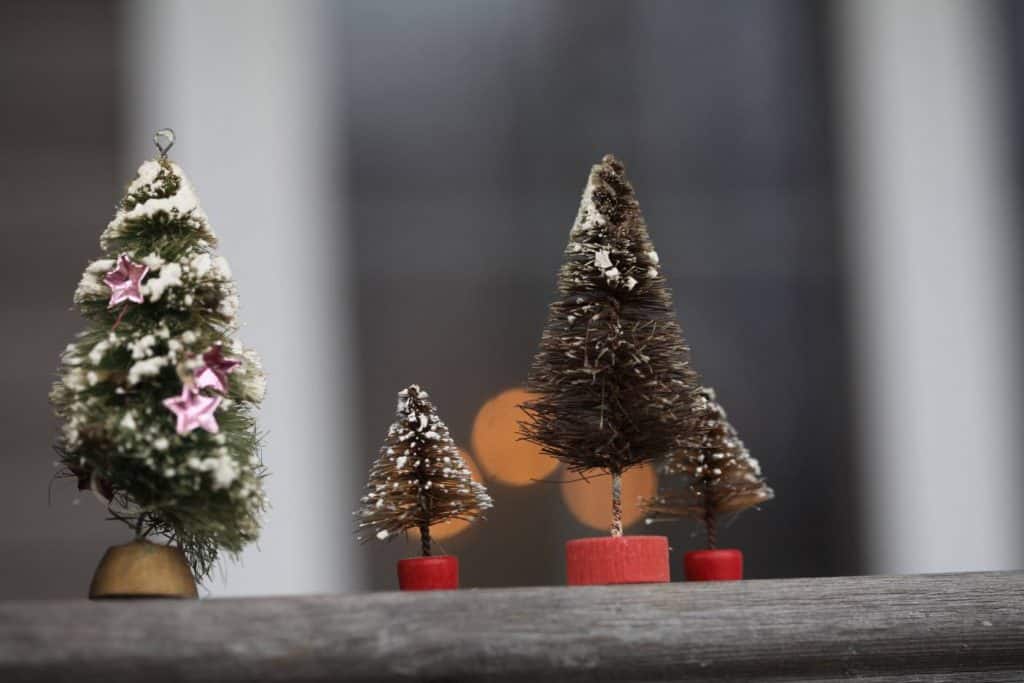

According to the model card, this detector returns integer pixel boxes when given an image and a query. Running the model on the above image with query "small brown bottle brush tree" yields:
[643,387,773,580]
[520,154,701,584]
[356,384,492,589]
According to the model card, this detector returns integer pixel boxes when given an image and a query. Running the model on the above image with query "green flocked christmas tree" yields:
[356,385,492,555]
[643,387,773,548]
[50,131,268,580]
[521,154,701,536]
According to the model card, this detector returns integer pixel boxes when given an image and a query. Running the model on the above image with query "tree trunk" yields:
[420,522,431,557]
[611,470,623,537]
[704,491,716,550]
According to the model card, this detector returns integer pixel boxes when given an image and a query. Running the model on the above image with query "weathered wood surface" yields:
[1,572,1021,682]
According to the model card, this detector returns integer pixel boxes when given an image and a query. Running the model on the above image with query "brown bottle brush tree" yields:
[355,385,493,556]
[643,387,773,549]
[520,154,701,536]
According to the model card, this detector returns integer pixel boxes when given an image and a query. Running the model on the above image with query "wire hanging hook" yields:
[153,128,175,159]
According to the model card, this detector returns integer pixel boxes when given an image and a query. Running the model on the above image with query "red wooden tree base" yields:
[397,556,459,591]
[566,536,670,586]
[684,549,743,581]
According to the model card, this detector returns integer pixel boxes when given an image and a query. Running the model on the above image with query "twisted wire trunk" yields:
[611,470,623,537]
[704,490,717,550]
[420,522,431,557]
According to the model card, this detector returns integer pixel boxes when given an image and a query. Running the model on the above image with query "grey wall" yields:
[0,0,126,598]
[836,0,1024,574]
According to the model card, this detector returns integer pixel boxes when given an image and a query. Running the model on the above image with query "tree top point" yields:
[399,384,428,399]
[599,153,624,172]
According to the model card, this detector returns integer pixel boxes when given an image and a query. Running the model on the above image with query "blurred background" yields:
[1,0,1021,598]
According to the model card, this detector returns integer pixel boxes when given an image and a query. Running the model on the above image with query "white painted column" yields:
[837,0,1023,573]
[122,1,359,594]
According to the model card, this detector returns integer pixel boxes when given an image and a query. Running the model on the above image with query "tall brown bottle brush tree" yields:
[356,385,493,555]
[643,387,773,548]
[521,155,701,536]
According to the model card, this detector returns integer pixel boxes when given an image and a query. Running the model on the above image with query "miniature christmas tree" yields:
[50,131,268,582]
[643,387,773,549]
[520,154,701,537]
[356,385,492,557]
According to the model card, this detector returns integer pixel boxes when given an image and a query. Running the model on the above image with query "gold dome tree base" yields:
[89,540,199,599]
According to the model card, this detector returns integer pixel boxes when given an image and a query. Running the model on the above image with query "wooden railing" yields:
[1,571,1021,681]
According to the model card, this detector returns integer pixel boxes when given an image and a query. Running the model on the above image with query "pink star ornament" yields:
[103,254,149,308]
[194,345,242,394]
[163,387,222,436]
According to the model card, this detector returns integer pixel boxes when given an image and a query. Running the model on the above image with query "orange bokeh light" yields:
[561,464,658,532]
[472,388,559,486]
[412,449,485,543]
